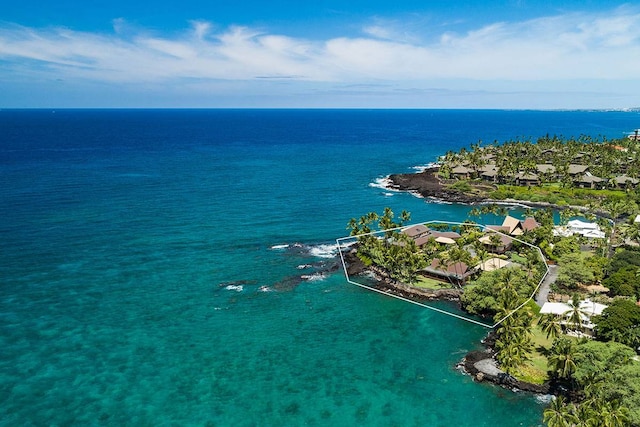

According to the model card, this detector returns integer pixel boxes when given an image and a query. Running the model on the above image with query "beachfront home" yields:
[451,165,473,179]
[403,224,430,239]
[515,172,540,187]
[479,232,513,254]
[486,215,540,237]
[421,258,472,286]
[540,299,607,337]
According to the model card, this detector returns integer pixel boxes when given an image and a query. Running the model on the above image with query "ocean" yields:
[1,109,638,426]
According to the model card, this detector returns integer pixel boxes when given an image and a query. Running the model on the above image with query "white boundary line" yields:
[336,220,550,329]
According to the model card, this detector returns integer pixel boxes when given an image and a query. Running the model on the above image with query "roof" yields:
[486,225,510,233]
[403,224,430,238]
[476,257,512,272]
[615,175,639,185]
[479,164,497,173]
[433,231,461,239]
[502,215,523,235]
[540,299,607,317]
[435,236,456,244]
[479,233,513,246]
[428,258,470,277]
[515,172,539,181]
[451,165,473,174]
[578,174,603,183]
[567,219,599,230]
[568,164,589,175]
[414,234,435,247]
[536,164,556,174]
[522,217,540,232]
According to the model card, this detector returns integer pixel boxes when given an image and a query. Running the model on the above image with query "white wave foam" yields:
[368,176,396,191]
[536,395,554,405]
[258,286,273,292]
[426,196,453,204]
[225,285,244,292]
[270,244,289,250]
[411,162,437,172]
[383,192,395,197]
[301,273,326,281]
[308,243,339,258]
[296,264,313,269]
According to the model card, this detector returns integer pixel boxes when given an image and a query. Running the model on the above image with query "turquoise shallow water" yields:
[1,109,639,426]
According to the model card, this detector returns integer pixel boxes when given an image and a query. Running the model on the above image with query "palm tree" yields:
[538,313,563,340]
[547,338,581,382]
[543,396,577,427]
[565,294,586,333]
[439,244,471,287]
[604,400,631,427]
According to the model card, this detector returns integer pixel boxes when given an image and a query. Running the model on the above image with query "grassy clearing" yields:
[412,276,453,290]
[513,326,554,384]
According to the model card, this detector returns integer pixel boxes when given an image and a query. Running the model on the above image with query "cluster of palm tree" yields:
[492,271,534,374]
[544,394,629,427]
[346,208,426,285]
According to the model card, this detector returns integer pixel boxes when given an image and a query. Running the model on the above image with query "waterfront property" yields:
[539,299,608,337]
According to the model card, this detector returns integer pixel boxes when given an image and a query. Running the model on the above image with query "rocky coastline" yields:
[459,333,551,395]
[387,166,598,214]
[387,166,483,204]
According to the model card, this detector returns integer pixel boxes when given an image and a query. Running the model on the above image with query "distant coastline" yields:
[386,166,597,213]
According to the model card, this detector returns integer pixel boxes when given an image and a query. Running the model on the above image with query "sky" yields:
[1,0,639,109]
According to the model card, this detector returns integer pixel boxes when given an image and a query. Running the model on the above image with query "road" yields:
[535,264,558,306]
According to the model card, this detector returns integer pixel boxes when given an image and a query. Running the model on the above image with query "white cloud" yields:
[0,6,639,107]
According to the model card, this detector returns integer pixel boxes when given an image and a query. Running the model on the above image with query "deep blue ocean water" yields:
[1,109,638,426]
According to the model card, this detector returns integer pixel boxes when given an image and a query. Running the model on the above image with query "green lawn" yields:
[412,276,453,290]
[512,326,552,384]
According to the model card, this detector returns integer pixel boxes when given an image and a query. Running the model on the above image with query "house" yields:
[479,164,498,183]
[515,172,540,186]
[502,215,525,236]
[486,216,539,237]
[568,164,589,177]
[553,219,606,239]
[539,299,607,337]
[479,232,513,254]
[451,165,473,179]
[522,217,540,232]
[576,174,605,189]
[403,224,430,239]
[421,258,472,285]
[614,175,640,189]
[536,164,556,175]
[481,169,499,182]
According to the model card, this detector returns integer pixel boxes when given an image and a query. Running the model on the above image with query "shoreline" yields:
[386,166,600,214]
